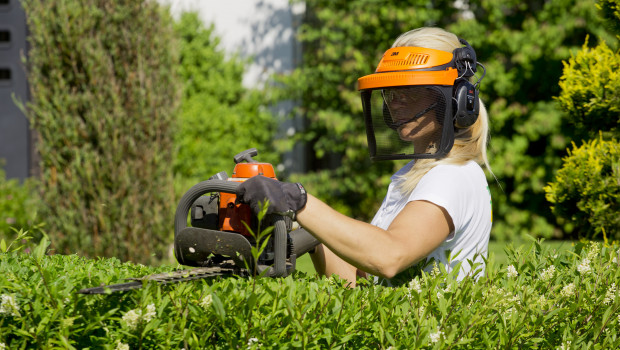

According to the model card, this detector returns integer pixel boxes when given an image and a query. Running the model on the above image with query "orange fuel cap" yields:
[232,163,276,179]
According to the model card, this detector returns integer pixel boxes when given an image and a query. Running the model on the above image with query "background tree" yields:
[173,12,279,194]
[279,0,616,241]
[20,0,179,263]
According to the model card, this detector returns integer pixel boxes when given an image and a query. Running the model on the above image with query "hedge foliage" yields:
[173,12,279,194]
[1,234,620,349]
[545,137,620,240]
[19,0,179,264]
[279,0,616,241]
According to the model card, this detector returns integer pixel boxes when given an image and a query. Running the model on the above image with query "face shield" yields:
[358,46,459,161]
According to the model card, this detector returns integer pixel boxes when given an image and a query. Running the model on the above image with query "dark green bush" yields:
[545,136,620,240]
[19,0,179,264]
[173,12,279,194]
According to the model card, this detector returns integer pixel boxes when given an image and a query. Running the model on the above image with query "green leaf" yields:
[212,293,226,322]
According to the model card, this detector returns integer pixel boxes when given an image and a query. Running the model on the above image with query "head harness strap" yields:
[453,38,477,78]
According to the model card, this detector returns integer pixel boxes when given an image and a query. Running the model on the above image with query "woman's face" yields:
[383,87,442,146]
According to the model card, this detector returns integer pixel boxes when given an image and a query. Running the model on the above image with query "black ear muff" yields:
[452,38,481,129]
[453,79,479,128]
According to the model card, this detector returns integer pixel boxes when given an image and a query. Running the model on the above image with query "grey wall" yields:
[0,0,30,181]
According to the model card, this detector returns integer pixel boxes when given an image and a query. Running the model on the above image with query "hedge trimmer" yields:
[79,149,319,294]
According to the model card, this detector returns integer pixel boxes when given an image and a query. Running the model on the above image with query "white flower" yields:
[143,304,156,323]
[115,342,130,350]
[429,330,443,343]
[0,294,20,317]
[122,309,141,330]
[408,278,422,294]
[577,258,592,275]
[541,265,555,281]
[603,283,616,305]
[506,265,518,278]
[0,343,5,350]
[557,340,571,350]
[122,304,157,330]
[200,294,213,309]
[247,337,260,349]
[431,262,440,276]
[560,283,576,298]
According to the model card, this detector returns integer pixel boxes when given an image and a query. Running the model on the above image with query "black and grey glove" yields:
[235,176,307,219]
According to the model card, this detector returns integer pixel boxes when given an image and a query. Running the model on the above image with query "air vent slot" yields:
[406,54,429,66]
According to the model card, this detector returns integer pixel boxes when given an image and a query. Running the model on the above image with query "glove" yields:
[235,176,307,219]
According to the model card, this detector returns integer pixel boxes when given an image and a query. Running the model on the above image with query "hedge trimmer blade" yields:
[78,263,247,294]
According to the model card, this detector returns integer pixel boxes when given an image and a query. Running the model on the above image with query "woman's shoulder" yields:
[425,160,485,180]
[412,161,488,198]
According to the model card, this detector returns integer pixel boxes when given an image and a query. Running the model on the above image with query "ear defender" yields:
[452,38,481,129]
[453,79,479,128]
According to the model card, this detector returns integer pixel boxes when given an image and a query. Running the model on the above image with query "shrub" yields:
[19,0,179,263]
[556,39,620,140]
[1,234,620,349]
[545,136,620,240]
[173,12,279,194]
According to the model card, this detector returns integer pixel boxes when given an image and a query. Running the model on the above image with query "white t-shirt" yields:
[370,160,492,281]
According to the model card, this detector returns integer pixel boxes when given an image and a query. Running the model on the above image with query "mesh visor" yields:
[361,85,454,160]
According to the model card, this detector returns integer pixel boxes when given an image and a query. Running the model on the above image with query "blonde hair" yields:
[391,27,493,194]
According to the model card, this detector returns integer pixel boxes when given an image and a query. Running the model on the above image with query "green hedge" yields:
[19,0,179,263]
[1,236,619,349]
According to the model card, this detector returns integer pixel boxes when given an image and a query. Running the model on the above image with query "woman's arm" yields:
[309,243,359,284]
[297,194,453,279]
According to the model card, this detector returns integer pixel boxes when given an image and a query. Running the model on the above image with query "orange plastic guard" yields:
[219,191,253,236]
[219,162,277,235]
[358,46,458,90]
[375,47,454,72]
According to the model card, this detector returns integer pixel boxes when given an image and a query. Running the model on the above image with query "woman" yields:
[236,27,493,286]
